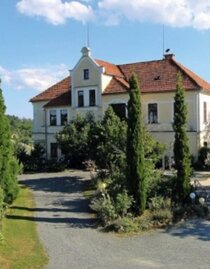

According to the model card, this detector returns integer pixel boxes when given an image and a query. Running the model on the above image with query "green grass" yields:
[0,185,48,269]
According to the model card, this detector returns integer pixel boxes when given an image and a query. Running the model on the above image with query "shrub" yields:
[148,196,171,211]
[197,145,210,168]
[135,211,152,231]
[150,208,173,225]
[173,203,209,221]
[147,174,174,201]
[107,217,139,233]
[90,194,117,225]
[115,190,133,217]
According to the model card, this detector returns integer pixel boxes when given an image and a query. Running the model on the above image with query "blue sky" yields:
[1,0,210,118]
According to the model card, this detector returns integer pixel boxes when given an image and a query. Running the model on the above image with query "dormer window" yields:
[83,69,89,80]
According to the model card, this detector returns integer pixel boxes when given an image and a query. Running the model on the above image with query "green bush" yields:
[150,208,173,225]
[147,174,174,201]
[173,203,209,221]
[197,145,210,168]
[107,217,139,233]
[90,194,117,225]
[148,196,171,211]
[115,190,133,217]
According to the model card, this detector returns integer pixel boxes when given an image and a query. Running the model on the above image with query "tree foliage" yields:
[7,115,32,145]
[89,107,127,171]
[0,88,19,204]
[126,74,146,214]
[56,113,94,167]
[173,72,191,204]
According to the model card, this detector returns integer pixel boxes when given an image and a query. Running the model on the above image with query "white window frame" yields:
[148,103,159,124]
[76,87,97,107]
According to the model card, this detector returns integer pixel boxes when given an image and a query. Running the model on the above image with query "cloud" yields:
[98,0,210,30]
[0,64,68,92]
[16,0,210,30]
[16,0,94,25]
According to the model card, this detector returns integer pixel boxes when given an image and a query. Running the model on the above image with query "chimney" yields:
[164,53,175,60]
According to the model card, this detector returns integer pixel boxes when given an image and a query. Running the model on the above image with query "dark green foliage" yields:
[197,143,210,168]
[89,107,127,171]
[173,72,191,204]
[126,74,146,213]
[0,88,19,204]
[7,115,32,147]
[56,113,94,168]
[17,143,53,172]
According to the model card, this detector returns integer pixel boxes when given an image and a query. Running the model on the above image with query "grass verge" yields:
[0,185,48,269]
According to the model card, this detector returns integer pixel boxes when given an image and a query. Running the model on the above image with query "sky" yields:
[1,0,210,119]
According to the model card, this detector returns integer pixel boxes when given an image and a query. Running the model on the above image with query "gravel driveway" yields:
[19,171,210,269]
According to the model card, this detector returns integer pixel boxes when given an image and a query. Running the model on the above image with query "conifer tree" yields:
[173,72,191,204]
[0,85,19,204]
[126,74,146,213]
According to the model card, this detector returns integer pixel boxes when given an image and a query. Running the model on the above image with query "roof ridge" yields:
[117,58,163,67]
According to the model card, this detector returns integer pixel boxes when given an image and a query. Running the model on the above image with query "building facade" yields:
[30,47,210,161]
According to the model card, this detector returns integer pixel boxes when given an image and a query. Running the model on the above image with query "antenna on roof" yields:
[162,24,165,58]
[86,23,90,48]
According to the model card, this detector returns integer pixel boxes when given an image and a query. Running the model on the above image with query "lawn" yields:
[0,185,48,269]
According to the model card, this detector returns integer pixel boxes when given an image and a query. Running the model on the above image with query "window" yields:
[50,143,58,158]
[83,69,89,80]
[111,103,126,120]
[204,102,207,123]
[60,109,67,125]
[50,110,57,126]
[148,103,158,123]
[89,89,96,106]
[78,91,84,107]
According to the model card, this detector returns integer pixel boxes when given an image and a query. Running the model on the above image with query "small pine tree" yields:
[0,87,19,204]
[127,74,146,214]
[173,72,191,204]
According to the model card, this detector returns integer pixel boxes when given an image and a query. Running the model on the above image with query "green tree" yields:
[0,87,19,204]
[89,106,127,171]
[56,113,94,167]
[173,72,191,204]
[126,74,146,214]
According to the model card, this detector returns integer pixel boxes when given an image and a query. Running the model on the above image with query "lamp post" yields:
[190,192,196,204]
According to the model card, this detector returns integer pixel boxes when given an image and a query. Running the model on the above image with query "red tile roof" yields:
[30,76,71,102]
[44,90,71,108]
[103,77,129,95]
[95,59,124,77]
[30,55,210,106]
[117,55,210,93]
[173,59,210,91]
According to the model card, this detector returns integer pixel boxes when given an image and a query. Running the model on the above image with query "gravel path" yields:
[19,171,210,269]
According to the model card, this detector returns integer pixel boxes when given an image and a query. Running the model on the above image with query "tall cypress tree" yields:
[173,72,191,204]
[0,85,19,204]
[127,74,146,214]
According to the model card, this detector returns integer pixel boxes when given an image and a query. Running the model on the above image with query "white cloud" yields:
[0,64,68,92]
[98,0,210,30]
[16,0,210,30]
[16,0,94,25]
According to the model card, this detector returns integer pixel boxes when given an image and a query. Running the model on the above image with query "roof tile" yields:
[30,76,71,102]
